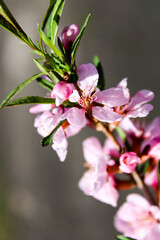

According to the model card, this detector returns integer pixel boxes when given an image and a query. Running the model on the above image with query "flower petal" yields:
[61,107,86,128]
[96,87,129,107]
[92,106,122,123]
[82,137,104,164]
[52,127,68,162]
[127,89,154,110]
[77,63,99,92]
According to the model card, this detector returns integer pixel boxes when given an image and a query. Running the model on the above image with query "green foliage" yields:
[93,55,105,90]
[41,120,66,147]
[0,0,42,55]
[71,13,91,66]
[38,25,63,60]
[0,73,43,110]
[115,126,126,142]
[116,235,136,240]
[37,76,54,91]
[5,96,55,107]
[50,0,65,44]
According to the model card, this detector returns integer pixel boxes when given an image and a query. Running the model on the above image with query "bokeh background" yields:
[0,0,160,239]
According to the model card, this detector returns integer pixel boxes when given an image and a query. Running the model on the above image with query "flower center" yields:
[78,87,97,109]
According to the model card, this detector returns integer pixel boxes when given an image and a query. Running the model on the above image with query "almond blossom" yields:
[61,63,130,128]
[30,105,82,161]
[114,193,160,240]
[78,137,119,207]
[115,78,154,118]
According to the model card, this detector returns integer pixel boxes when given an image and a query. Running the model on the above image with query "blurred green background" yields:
[0,0,160,239]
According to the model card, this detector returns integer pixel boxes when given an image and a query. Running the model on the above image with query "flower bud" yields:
[51,81,74,106]
[60,24,80,50]
[119,152,141,173]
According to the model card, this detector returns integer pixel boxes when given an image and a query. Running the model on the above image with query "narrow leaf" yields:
[41,0,56,32]
[41,119,66,147]
[57,36,66,59]
[34,59,49,76]
[38,25,63,60]
[37,77,54,91]
[158,161,160,208]
[0,0,39,51]
[51,0,65,44]
[0,0,25,34]
[71,13,91,66]
[6,96,55,107]
[93,55,105,90]
[0,73,43,109]
[116,235,136,240]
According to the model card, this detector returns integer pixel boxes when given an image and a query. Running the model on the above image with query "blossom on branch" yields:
[114,193,160,240]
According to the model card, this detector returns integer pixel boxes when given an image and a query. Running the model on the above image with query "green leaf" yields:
[116,235,136,240]
[38,25,63,60]
[37,77,54,91]
[0,0,40,52]
[51,0,65,45]
[116,126,126,142]
[93,55,105,90]
[158,161,160,208]
[5,96,55,107]
[34,59,49,76]
[57,36,67,60]
[41,119,66,147]
[71,13,91,66]
[41,0,56,32]
[0,73,43,110]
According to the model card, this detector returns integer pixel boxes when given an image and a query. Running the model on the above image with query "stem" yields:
[132,170,157,205]
[95,122,122,151]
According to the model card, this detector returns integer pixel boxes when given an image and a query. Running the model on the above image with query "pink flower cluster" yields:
[29,24,160,238]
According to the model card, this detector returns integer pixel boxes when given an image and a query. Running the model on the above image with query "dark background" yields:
[0,0,160,239]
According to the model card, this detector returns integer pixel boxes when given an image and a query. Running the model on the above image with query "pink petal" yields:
[144,117,160,138]
[126,193,150,209]
[126,104,153,118]
[77,63,99,92]
[92,106,122,123]
[119,117,143,137]
[96,87,129,107]
[52,127,68,162]
[29,104,53,114]
[127,89,154,110]
[117,78,128,89]
[82,137,104,165]
[93,178,119,207]
[144,166,158,189]
[51,81,74,106]
[78,171,97,196]
[103,138,120,158]
[61,107,86,128]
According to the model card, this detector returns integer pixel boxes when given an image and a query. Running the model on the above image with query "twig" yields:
[132,170,157,205]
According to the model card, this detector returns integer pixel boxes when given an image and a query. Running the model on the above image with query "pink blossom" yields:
[115,79,154,118]
[119,152,141,173]
[144,166,158,189]
[78,137,119,207]
[63,63,129,127]
[114,193,160,240]
[31,105,82,162]
[51,81,74,106]
[60,24,80,50]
